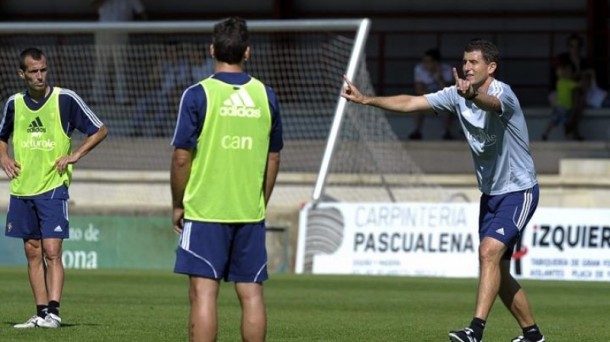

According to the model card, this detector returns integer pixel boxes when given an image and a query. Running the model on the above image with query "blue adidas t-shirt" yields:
[171,72,283,152]
[0,86,104,199]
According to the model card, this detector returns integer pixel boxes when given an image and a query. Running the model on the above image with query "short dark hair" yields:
[19,47,45,71]
[424,48,441,62]
[464,39,499,64]
[212,17,249,65]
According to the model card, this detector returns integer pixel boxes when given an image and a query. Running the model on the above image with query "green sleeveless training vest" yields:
[184,77,272,222]
[11,87,71,196]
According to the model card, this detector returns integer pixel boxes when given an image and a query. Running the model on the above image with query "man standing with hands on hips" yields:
[1,47,107,329]
[341,39,545,342]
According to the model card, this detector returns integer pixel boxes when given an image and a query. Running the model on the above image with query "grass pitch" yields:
[0,267,607,341]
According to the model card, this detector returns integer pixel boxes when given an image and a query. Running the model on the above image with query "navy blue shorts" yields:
[479,185,539,259]
[174,220,268,283]
[5,196,70,239]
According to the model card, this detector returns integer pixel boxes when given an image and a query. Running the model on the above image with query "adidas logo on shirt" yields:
[220,88,261,118]
[27,116,46,133]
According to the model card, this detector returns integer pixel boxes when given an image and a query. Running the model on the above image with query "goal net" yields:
[0,20,445,210]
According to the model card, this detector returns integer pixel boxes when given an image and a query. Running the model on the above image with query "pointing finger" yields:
[342,75,356,97]
[452,67,460,84]
[343,74,353,87]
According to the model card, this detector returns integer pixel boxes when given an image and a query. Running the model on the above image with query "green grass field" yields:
[0,267,608,341]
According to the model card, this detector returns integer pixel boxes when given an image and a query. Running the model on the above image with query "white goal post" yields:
[311,18,370,202]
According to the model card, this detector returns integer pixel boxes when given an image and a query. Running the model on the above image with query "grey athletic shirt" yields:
[424,79,538,195]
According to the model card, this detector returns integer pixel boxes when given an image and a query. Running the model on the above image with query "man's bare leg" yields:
[189,276,220,342]
[450,237,507,341]
[498,259,544,341]
[42,238,64,304]
[473,237,507,320]
[24,239,48,306]
[235,282,266,342]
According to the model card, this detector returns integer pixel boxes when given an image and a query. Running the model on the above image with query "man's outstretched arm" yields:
[341,75,432,113]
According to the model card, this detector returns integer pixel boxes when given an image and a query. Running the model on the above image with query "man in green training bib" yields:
[0,48,108,328]
[171,17,283,342]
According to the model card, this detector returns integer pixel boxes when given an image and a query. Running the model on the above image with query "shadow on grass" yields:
[4,321,99,328]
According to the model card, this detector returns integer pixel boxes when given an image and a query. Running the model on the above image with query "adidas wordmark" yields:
[220,88,261,118]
